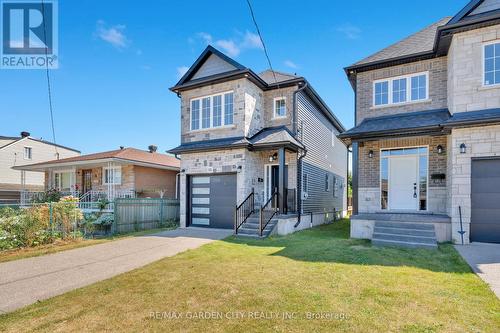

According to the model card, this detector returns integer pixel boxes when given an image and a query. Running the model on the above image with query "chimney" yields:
[148,145,158,153]
[20,131,30,138]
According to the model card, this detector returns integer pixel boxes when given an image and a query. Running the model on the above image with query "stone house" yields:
[340,0,500,246]
[15,147,180,208]
[169,46,347,237]
[0,131,79,204]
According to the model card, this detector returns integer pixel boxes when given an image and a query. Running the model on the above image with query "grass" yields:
[0,219,499,332]
[0,227,175,263]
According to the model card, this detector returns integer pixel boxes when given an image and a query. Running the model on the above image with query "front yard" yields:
[0,219,498,332]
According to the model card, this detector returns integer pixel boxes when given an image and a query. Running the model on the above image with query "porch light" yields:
[269,153,278,162]
[368,150,374,158]
[237,165,242,173]
[460,143,466,154]
[180,169,186,173]
[437,145,444,154]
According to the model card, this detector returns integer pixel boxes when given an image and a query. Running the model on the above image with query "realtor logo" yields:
[1,0,58,69]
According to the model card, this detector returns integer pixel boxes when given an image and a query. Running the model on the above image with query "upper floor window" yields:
[373,72,428,107]
[274,97,286,118]
[325,174,330,192]
[23,147,32,160]
[484,42,500,86]
[190,91,234,131]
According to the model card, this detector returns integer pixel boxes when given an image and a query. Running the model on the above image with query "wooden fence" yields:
[114,198,180,234]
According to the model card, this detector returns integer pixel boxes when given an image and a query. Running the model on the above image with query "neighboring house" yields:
[168,46,347,236]
[0,131,80,204]
[15,146,180,209]
[340,0,500,246]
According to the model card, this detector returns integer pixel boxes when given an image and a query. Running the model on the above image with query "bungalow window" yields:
[54,171,73,191]
[374,81,389,106]
[484,42,500,86]
[103,166,122,185]
[190,92,233,130]
[24,147,32,160]
[274,97,286,118]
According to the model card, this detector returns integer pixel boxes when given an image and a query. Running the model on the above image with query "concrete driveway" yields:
[455,242,500,298]
[0,227,232,314]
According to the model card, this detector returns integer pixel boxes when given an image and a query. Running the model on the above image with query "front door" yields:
[82,170,92,194]
[265,165,288,208]
[389,156,418,210]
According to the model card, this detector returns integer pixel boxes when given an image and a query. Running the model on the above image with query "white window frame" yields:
[483,40,500,87]
[190,91,234,131]
[23,146,32,160]
[372,71,429,107]
[273,97,287,118]
[103,166,122,185]
[53,169,75,191]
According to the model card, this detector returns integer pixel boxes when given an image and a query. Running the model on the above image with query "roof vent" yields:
[20,131,30,138]
[148,145,158,153]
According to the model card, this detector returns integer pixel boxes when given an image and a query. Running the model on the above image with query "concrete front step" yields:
[236,220,277,237]
[374,226,436,237]
[373,232,437,245]
[375,221,435,231]
[372,239,438,250]
[372,220,438,249]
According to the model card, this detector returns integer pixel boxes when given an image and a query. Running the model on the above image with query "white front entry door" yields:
[389,156,418,210]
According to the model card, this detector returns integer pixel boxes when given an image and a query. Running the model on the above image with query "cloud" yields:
[284,60,298,69]
[96,20,130,48]
[241,31,263,49]
[336,23,361,39]
[194,30,263,58]
[215,39,240,57]
[141,65,151,70]
[177,66,189,79]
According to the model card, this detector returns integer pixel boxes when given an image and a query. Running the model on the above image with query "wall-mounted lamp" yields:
[180,169,186,173]
[460,143,466,154]
[237,165,242,173]
[368,150,374,158]
[437,145,444,154]
[269,153,278,162]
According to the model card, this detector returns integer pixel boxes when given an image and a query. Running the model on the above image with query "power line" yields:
[41,0,58,158]
[245,0,279,87]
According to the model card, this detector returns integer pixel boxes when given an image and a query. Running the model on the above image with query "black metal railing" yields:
[260,188,278,236]
[234,189,255,234]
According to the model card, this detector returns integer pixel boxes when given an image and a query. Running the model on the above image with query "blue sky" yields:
[0,0,464,154]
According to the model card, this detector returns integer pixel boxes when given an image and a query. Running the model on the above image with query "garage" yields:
[471,158,500,243]
[189,174,237,229]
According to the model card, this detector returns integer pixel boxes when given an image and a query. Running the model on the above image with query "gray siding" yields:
[191,54,237,80]
[296,92,347,214]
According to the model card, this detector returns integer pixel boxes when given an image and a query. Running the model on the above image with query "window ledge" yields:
[478,84,500,91]
[370,99,432,110]
[189,125,236,133]
[272,115,287,120]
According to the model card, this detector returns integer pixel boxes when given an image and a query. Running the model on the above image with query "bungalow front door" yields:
[82,170,92,194]
[264,164,288,208]
[388,156,418,210]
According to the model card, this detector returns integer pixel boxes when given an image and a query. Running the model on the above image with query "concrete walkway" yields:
[0,227,232,314]
[455,242,500,298]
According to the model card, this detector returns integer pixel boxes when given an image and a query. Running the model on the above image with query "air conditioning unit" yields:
[302,192,309,200]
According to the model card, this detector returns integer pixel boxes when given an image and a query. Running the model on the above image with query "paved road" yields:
[455,242,500,298]
[0,228,232,314]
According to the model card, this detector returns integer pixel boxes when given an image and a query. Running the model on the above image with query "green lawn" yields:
[0,227,176,263]
[0,220,498,332]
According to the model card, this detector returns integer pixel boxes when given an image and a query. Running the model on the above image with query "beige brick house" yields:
[340,0,500,246]
[169,46,347,237]
[15,147,180,209]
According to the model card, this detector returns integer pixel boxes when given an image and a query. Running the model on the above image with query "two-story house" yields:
[340,0,500,247]
[169,46,347,237]
[0,131,80,203]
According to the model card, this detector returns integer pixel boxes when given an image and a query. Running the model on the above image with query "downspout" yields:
[293,81,308,227]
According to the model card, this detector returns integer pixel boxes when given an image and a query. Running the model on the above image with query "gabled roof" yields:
[351,17,451,68]
[0,135,80,153]
[15,147,180,171]
[345,0,500,77]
